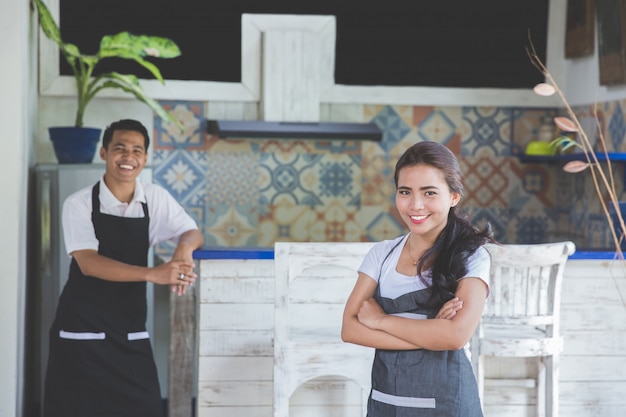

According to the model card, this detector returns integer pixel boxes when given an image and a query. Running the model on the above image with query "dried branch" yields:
[527,41,626,307]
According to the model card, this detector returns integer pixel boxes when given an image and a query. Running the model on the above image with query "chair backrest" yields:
[274,241,376,342]
[481,241,576,335]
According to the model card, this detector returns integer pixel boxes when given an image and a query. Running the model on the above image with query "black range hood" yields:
[207,119,382,141]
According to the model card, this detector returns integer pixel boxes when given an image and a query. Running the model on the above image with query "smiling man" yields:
[43,119,204,417]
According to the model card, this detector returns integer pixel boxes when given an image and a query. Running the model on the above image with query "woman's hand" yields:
[435,297,463,319]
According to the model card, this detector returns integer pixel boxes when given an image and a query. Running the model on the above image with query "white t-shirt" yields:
[359,234,491,300]
[62,175,198,255]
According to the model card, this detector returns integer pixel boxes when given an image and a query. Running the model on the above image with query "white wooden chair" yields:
[471,241,575,417]
[273,241,376,417]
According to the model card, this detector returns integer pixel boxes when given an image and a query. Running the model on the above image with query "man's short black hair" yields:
[102,119,150,151]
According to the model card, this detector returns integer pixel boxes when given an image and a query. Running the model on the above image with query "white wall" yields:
[0,0,32,416]
[564,27,626,106]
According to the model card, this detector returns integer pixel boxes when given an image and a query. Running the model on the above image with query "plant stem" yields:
[74,57,95,127]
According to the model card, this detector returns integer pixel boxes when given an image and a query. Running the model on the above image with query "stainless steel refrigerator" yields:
[31,164,156,415]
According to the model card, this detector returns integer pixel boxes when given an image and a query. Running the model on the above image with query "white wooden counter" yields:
[195,249,626,417]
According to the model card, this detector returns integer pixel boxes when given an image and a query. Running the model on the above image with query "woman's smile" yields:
[409,214,429,224]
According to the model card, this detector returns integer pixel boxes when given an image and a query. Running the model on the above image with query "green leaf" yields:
[549,135,582,153]
[61,43,83,60]
[97,32,180,82]
[99,73,183,131]
[548,137,568,149]
[33,0,62,45]
[99,32,181,60]
[561,141,578,152]
[132,58,165,83]
[135,34,181,59]
[79,54,99,67]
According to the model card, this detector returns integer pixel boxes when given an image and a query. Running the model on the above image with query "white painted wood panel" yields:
[198,330,273,356]
[197,256,626,417]
[207,101,259,121]
[199,303,273,330]
[262,30,321,122]
[198,357,273,381]
[200,276,274,303]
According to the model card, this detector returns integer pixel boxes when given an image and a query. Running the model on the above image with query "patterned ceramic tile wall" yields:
[152,100,626,255]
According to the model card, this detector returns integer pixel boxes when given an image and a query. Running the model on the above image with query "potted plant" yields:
[33,0,183,163]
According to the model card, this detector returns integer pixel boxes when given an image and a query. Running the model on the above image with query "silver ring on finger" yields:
[179,273,185,281]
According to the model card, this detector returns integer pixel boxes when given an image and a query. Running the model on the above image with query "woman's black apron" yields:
[43,182,163,417]
[367,248,483,416]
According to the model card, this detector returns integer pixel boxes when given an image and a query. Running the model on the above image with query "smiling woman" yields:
[342,141,493,416]
[58,0,549,88]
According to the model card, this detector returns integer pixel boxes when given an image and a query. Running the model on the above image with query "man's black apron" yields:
[44,182,163,417]
[367,242,483,417]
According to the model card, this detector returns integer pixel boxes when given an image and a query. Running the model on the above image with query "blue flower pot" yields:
[49,127,102,164]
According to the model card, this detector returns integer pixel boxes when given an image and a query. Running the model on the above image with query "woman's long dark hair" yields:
[394,141,493,308]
